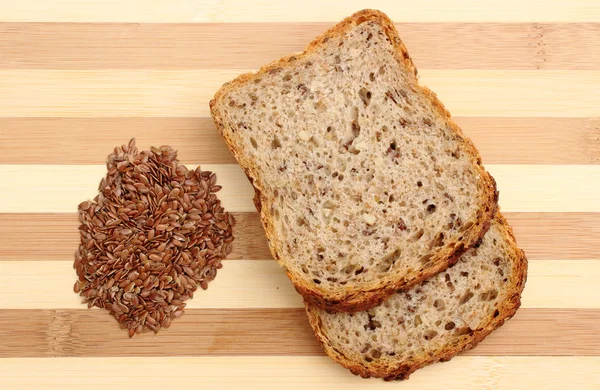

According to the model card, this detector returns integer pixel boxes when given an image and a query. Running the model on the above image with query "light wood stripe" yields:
[2,23,599,70]
[0,164,255,213]
[1,70,599,117]
[1,117,598,165]
[0,69,229,118]
[0,260,301,309]
[0,309,597,357]
[489,165,600,213]
[2,0,599,22]
[1,356,599,389]
[0,260,597,309]
[523,261,600,309]
[1,164,600,213]
[1,212,597,261]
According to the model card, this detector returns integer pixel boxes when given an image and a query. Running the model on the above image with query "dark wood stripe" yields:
[455,117,600,165]
[504,213,600,260]
[1,23,599,70]
[0,212,270,261]
[0,308,597,357]
[0,212,597,261]
[0,117,234,164]
[1,117,598,165]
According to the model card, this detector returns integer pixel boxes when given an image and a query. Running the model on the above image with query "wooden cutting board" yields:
[1,1,599,389]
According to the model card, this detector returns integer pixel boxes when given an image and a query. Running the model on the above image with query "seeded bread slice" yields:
[305,213,527,380]
[210,9,498,312]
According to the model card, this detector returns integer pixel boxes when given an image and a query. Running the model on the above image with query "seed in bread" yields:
[306,213,527,380]
[210,9,498,312]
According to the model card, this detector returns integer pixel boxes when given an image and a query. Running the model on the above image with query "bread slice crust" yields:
[210,9,498,312]
[305,213,527,380]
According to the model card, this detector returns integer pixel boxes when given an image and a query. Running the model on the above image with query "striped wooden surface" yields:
[1,1,599,388]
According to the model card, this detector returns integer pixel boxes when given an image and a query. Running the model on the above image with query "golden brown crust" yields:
[210,9,498,312]
[305,212,528,380]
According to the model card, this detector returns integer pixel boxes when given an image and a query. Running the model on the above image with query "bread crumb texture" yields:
[211,10,495,308]
[308,215,527,380]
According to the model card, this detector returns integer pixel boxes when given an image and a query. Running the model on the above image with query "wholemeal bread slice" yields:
[305,213,527,380]
[210,9,498,312]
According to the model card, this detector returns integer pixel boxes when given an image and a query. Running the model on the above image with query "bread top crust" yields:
[306,213,528,380]
[210,9,498,312]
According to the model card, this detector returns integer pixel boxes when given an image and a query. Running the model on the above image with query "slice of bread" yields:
[305,213,527,380]
[210,9,498,312]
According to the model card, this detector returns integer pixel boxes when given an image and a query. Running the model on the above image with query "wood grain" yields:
[0,260,302,309]
[2,164,600,213]
[0,356,600,390]
[2,117,599,165]
[0,212,270,261]
[1,212,598,261]
[1,357,599,390]
[489,165,600,213]
[0,260,597,309]
[0,117,236,164]
[0,309,597,357]
[2,70,600,117]
[504,213,600,260]
[1,1,598,386]
[2,23,599,70]
[2,0,600,22]
[0,164,256,213]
